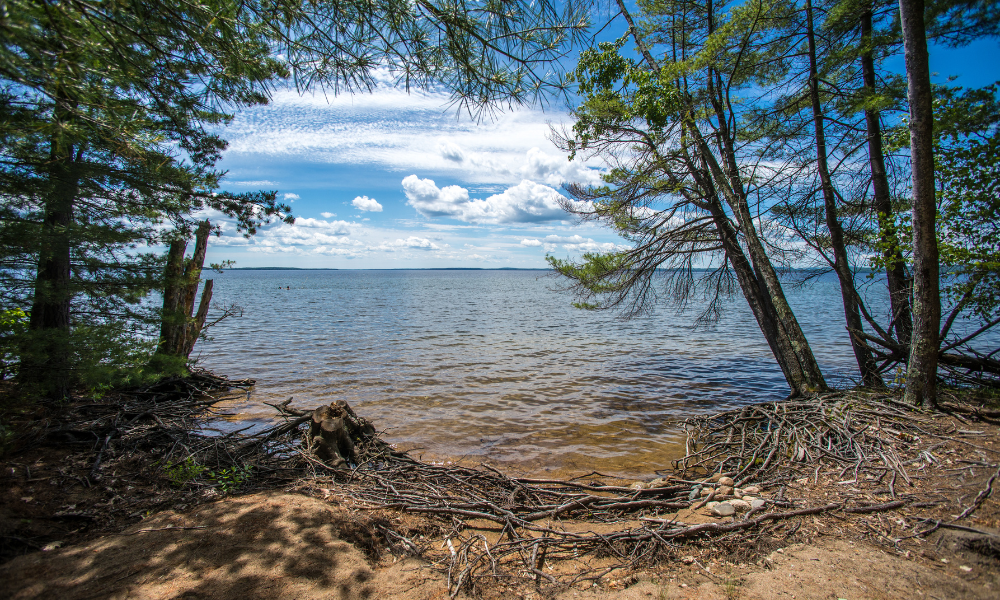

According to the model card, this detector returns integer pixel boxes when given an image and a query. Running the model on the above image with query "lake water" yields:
[194,269,910,476]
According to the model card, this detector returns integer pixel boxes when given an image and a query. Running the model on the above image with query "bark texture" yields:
[861,5,913,347]
[23,103,79,399]
[155,220,214,360]
[805,0,882,387]
[898,0,940,407]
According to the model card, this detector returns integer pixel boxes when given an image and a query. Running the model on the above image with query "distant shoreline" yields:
[228,267,551,271]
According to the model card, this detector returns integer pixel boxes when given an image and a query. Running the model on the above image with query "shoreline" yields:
[2,381,999,598]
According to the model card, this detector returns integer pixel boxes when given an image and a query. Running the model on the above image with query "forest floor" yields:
[1,385,999,599]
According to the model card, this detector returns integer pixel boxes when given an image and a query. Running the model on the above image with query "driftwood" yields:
[307,401,376,467]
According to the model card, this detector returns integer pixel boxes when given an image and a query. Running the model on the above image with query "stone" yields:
[733,487,744,497]
[729,499,751,512]
[688,485,703,500]
[742,495,757,502]
[630,481,650,490]
[718,476,735,487]
[700,487,713,496]
[681,556,696,565]
[649,477,671,488]
[751,499,766,510]
[706,501,719,509]
[718,485,733,496]
[711,502,736,517]
[709,473,723,483]
[743,485,761,495]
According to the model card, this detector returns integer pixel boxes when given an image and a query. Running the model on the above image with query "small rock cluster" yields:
[629,473,770,518]
[700,476,767,517]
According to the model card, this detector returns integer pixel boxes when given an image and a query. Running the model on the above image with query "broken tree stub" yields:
[307,400,377,467]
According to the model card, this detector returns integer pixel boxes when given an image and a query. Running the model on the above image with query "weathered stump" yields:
[307,400,376,467]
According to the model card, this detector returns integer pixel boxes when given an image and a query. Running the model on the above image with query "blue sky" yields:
[204,11,1000,270]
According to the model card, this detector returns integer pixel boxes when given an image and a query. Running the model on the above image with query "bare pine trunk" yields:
[898,0,940,407]
[155,220,214,361]
[805,0,883,387]
[861,6,913,347]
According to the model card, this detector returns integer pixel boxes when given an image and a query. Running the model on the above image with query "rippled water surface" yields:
[196,269,885,476]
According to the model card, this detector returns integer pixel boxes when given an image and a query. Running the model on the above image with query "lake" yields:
[195,269,905,476]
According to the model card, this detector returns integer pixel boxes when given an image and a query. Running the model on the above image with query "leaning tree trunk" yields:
[805,0,883,387]
[861,4,913,347]
[155,220,214,361]
[898,0,940,407]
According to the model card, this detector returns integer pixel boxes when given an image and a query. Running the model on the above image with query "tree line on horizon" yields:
[0,0,996,409]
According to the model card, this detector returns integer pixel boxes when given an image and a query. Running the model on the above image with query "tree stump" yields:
[307,400,376,467]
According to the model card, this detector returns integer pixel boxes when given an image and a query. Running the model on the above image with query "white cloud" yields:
[352,195,383,212]
[320,211,336,218]
[402,176,581,224]
[226,179,279,187]
[519,147,603,186]
[437,141,465,163]
[520,239,543,247]
[282,193,299,202]
[376,236,443,251]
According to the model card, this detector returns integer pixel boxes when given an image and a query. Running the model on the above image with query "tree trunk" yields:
[805,0,883,387]
[898,0,940,407]
[861,5,913,347]
[155,220,214,361]
[23,115,79,399]
[618,0,826,396]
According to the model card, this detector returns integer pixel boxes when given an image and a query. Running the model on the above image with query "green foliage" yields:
[567,36,681,159]
[547,251,632,307]
[163,457,209,487]
[935,87,1000,322]
[209,464,254,494]
[162,457,253,494]
[0,308,28,380]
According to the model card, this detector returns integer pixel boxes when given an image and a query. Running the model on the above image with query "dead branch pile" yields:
[675,390,942,489]
[257,393,953,597]
[19,378,993,597]
[23,369,260,481]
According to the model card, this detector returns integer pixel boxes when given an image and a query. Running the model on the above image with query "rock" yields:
[751,499,766,510]
[718,485,733,496]
[630,481,650,490]
[649,477,671,488]
[733,487,744,497]
[742,495,757,502]
[709,473,723,483]
[718,476,735,487]
[728,499,751,512]
[681,556,696,565]
[711,502,736,517]
[700,487,713,496]
[688,485,703,500]
[743,485,761,495]
[706,501,719,509]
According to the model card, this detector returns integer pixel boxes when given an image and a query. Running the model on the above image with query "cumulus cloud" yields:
[352,195,383,212]
[520,239,542,247]
[320,211,337,218]
[519,147,603,186]
[402,176,580,224]
[282,193,299,202]
[437,141,465,163]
